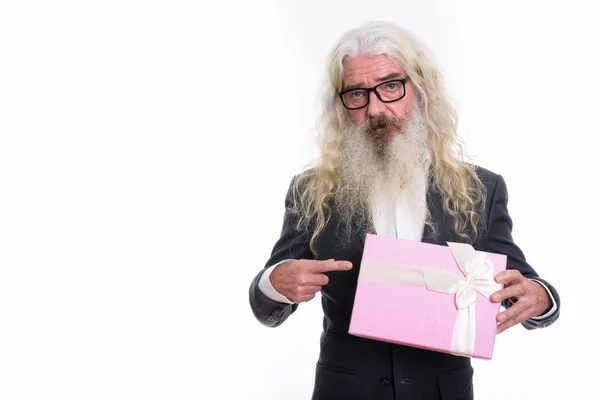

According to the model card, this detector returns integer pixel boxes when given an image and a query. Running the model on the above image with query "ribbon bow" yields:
[422,242,502,356]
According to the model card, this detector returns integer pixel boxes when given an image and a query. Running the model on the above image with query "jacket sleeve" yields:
[249,176,314,327]
[480,174,560,330]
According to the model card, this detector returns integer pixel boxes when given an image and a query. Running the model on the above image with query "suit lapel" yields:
[421,185,451,245]
[356,216,376,248]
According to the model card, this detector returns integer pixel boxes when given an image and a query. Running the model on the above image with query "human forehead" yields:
[342,55,407,87]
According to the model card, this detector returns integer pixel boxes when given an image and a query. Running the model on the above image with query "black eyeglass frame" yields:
[338,77,411,110]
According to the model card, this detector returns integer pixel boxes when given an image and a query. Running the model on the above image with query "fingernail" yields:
[492,294,500,302]
[498,314,506,322]
[346,262,353,269]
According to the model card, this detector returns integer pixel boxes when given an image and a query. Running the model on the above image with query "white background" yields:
[0,1,598,399]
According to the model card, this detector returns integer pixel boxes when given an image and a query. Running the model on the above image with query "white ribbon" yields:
[358,242,502,357]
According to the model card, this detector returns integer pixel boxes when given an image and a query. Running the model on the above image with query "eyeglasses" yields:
[338,77,410,110]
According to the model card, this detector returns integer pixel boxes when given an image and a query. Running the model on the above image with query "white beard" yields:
[333,106,429,241]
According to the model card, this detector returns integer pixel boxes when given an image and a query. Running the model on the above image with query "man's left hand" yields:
[491,270,551,334]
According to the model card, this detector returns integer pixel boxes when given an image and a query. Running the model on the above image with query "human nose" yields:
[366,90,385,117]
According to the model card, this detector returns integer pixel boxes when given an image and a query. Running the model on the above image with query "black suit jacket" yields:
[249,166,560,400]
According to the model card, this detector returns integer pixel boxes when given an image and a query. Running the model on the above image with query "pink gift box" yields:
[348,234,507,359]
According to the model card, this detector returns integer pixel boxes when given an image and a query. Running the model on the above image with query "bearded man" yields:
[249,21,560,400]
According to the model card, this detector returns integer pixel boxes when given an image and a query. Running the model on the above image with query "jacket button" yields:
[542,320,553,327]
[267,308,284,322]
[380,377,392,386]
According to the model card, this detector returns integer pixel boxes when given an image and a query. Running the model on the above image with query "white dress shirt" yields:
[258,168,557,321]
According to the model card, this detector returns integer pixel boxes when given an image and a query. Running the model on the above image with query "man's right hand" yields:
[269,259,353,303]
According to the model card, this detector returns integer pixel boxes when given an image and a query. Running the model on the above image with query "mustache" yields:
[365,115,404,133]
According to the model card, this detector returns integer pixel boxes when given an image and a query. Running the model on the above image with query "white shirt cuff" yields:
[525,279,557,320]
[258,259,295,304]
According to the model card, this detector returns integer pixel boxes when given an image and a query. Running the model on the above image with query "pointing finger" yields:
[313,259,353,273]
